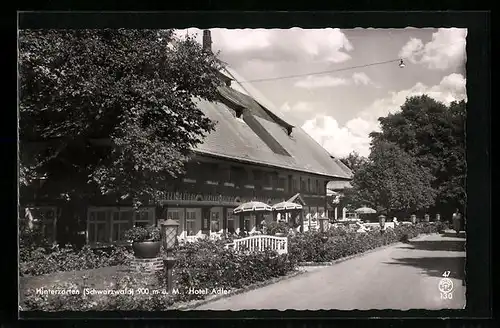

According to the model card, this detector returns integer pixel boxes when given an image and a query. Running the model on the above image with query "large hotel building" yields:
[20,30,352,247]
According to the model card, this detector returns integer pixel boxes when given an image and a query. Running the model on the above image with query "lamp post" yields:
[160,219,179,293]
[378,215,386,233]
[319,215,328,233]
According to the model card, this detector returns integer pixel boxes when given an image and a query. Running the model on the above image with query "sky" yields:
[174,28,467,158]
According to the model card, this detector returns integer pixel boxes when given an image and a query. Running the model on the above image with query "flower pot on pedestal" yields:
[132,241,162,259]
[124,225,162,259]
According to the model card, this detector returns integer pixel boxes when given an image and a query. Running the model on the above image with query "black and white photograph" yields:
[19,23,468,312]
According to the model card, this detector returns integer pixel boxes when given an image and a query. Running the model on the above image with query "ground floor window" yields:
[166,209,184,236]
[88,209,108,243]
[88,207,155,244]
[186,209,196,236]
[210,211,220,232]
[244,216,251,232]
[226,209,236,233]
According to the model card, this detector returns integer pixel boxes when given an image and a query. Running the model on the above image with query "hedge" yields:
[20,221,448,311]
[21,241,297,311]
[288,221,449,263]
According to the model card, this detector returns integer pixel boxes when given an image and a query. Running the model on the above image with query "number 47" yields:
[442,271,451,277]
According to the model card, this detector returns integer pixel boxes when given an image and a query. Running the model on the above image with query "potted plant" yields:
[123,225,162,259]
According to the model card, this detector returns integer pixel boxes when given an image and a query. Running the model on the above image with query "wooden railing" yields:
[225,235,288,255]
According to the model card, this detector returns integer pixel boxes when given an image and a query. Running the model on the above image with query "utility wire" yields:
[235,39,466,84]
[238,58,400,83]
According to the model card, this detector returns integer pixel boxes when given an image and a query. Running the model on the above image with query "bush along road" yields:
[20,222,450,311]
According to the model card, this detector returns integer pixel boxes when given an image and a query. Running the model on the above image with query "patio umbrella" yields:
[354,207,377,214]
[272,201,303,211]
[233,201,272,214]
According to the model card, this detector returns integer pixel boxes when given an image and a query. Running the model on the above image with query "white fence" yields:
[303,219,319,232]
[178,232,222,243]
[225,235,288,255]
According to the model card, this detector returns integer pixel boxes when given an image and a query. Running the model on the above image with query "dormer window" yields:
[235,109,243,119]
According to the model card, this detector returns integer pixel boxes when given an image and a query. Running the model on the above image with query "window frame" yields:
[87,207,155,246]
[166,208,184,236]
[185,209,197,236]
[243,217,251,232]
[210,210,221,233]
[226,208,236,233]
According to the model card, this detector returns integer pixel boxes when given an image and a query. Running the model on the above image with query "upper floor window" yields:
[315,179,320,194]
[264,172,273,187]
[300,178,306,192]
[271,173,279,188]
[278,177,286,190]
[230,166,247,184]
[183,162,202,181]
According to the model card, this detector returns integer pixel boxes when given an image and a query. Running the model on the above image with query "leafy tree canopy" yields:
[340,151,368,174]
[19,29,223,206]
[369,95,466,210]
[345,140,437,215]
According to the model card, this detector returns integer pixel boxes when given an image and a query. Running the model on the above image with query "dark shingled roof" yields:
[192,67,352,180]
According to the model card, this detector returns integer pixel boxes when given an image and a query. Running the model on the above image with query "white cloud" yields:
[174,28,353,64]
[281,101,315,113]
[294,76,350,89]
[302,116,372,158]
[352,72,373,86]
[398,28,467,70]
[294,72,377,89]
[301,73,467,158]
[399,38,425,64]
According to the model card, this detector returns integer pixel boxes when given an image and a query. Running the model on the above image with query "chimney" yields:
[202,30,212,52]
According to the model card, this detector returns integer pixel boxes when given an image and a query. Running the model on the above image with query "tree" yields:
[19,29,223,207]
[345,141,437,216]
[340,151,368,173]
[369,95,466,213]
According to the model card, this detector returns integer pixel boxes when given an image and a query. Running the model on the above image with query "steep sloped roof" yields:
[192,67,352,180]
[330,157,354,178]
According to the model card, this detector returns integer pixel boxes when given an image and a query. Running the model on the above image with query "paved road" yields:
[194,232,466,310]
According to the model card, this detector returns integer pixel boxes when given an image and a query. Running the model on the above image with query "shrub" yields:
[171,239,296,302]
[265,221,289,235]
[19,244,133,277]
[22,238,298,310]
[434,221,449,233]
[20,222,444,310]
[19,226,54,263]
[289,222,442,263]
[22,273,175,311]
[123,226,161,242]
